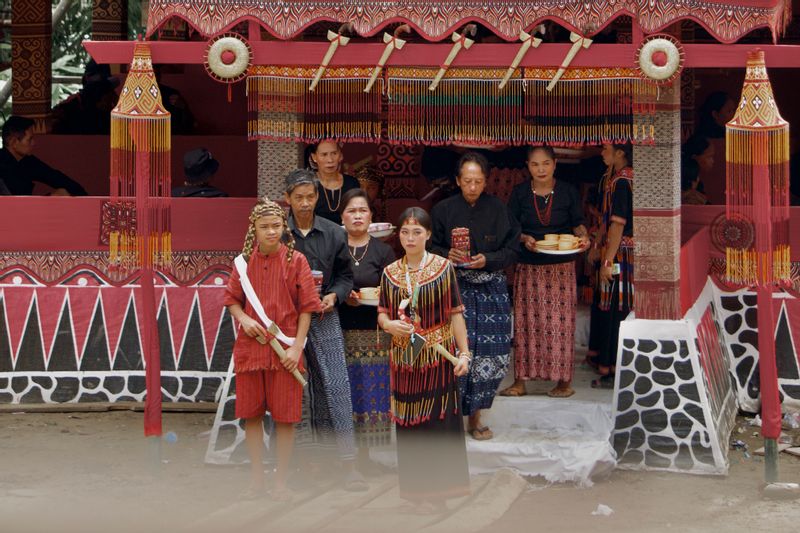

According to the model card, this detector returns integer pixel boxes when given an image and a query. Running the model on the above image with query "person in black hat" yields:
[172,148,228,197]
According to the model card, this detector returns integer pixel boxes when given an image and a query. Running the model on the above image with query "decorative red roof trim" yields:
[146,0,789,44]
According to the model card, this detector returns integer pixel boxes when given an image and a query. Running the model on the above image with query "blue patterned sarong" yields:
[456,270,511,415]
[297,311,356,461]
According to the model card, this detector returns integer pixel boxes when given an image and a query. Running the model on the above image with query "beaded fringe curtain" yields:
[725,50,790,287]
[386,68,524,146]
[521,67,657,146]
[109,42,172,270]
[386,67,656,146]
[247,66,383,142]
[246,66,657,146]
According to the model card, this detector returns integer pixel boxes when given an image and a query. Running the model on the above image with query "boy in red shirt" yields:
[224,197,322,500]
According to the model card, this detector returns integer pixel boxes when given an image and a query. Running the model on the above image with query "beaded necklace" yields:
[531,180,556,226]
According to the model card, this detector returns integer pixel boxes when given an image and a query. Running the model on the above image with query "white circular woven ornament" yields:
[636,35,684,85]
[205,34,251,83]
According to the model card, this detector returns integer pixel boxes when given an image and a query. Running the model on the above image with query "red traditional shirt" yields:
[224,244,322,372]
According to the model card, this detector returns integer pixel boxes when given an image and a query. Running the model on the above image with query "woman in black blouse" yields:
[501,146,588,398]
[308,140,360,224]
[339,189,396,463]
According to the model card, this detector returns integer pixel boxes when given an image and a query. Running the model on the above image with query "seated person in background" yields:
[172,148,228,197]
[696,92,736,139]
[51,59,119,135]
[681,159,708,205]
[155,65,195,135]
[0,116,87,196]
[681,134,714,195]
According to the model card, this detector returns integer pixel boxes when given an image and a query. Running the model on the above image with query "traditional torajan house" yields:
[2,0,800,473]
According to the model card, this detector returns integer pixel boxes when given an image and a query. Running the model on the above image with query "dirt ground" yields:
[1,410,799,533]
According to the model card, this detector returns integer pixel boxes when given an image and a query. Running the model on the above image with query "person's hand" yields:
[465,254,486,269]
[282,344,302,373]
[577,236,591,251]
[320,293,337,313]
[522,235,537,252]
[240,315,268,340]
[384,319,413,338]
[453,356,470,377]
[600,263,614,283]
[346,290,360,307]
[448,248,468,264]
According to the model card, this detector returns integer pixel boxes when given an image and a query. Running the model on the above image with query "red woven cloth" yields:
[223,244,322,372]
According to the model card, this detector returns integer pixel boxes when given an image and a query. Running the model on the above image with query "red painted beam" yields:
[84,41,800,68]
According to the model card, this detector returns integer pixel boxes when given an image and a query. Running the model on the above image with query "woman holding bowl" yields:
[502,145,588,399]
[339,189,396,465]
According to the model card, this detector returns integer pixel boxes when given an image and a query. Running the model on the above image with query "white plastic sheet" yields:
[466,397,616,486]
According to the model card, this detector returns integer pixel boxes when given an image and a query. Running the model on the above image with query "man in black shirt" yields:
[0,116,87,196]
[430,152,519,441]
[283,169,365,491]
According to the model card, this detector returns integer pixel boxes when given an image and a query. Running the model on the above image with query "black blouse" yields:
[608,173,634,237]
[339,236,396,330]
[315,174,361,225]
[507,179,586,265]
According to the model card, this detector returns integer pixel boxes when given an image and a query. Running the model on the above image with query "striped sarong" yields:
[296,311,356,461]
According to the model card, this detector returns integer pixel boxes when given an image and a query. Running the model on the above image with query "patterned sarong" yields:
[513,262,576,382]
[343,329,392,448]
[296,311,356,461]
[456,270,510,415]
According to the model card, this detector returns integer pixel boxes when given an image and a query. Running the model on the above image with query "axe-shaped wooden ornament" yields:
[547,31,593,92]
[310,23,353,91]
[429,24,477,92]
[364,24,410,93]
[498,29,542,90]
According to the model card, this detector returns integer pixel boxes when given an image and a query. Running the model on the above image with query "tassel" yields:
[725,55,790,288]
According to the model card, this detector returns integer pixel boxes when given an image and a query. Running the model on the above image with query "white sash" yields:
[233,254,306,348]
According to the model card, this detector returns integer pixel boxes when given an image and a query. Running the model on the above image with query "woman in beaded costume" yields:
[223,197,321,500]
[377,207,471,510]
[588,143,634,388]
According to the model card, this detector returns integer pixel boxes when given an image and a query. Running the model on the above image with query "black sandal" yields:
[591,375,615,389]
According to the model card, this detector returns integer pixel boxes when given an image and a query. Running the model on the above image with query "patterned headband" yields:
[249,196,287,223]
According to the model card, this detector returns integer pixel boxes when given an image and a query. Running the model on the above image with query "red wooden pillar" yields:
[11,0,51,129]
